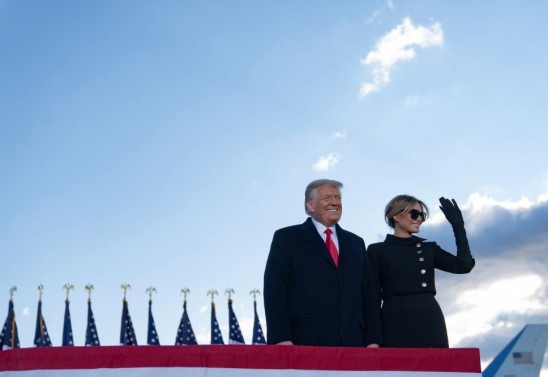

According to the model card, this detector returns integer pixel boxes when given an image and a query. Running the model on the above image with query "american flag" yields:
[0,299,20,350]
[85,299,100,346]
[120,299,138,345]
[147,299,160,345]
[34,300,52,347]
[210,302,224,345]
[513,351,534,364]
[252,300,266,345]
[228,298,245,344]
[175,300,197,345]
[62,299,74,346]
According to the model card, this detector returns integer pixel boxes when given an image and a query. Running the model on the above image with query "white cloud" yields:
[21,306,30,317]
[195,325,210,345]
[403,95,419,107]
[466,192,546,212]
[365,11,381,24]
[238,315,255,343]
[387,0,394,10]
[446,274,545,345]
[333,130,347,139]
[313,153,341,172]
[427,191,548,230]
[359,17,443,98]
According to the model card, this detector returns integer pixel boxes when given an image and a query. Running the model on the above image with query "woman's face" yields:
[393,202,425,237]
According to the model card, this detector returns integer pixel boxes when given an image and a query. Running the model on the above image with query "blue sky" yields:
[1,0,547,373]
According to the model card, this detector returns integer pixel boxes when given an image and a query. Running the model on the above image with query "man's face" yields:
[306,184,342,227]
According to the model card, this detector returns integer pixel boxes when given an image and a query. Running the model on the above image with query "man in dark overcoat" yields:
[263,179,382,346]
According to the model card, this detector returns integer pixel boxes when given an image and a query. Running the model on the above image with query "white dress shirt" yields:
[310,217,340,253]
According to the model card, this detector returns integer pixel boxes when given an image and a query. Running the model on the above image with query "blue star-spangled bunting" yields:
[34,300,52,347]
[85,299,100,346]
[0,299,20,350]
[119,299,137,345]
[175,301,197,345]
[62,299,74,346]
[147,299,160,345]
[252,300,266,345]
[228,298,245,344]
[210,302,224,345]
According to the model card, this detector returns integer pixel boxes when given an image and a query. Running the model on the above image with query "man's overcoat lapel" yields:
[300,218,338,269]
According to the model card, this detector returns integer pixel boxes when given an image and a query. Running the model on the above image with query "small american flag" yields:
[252,301,266,345]
[175,301,197,345]
[210,302,224,345]
[62,299,74,346]
[228,298,245,345]
[512,351,534,364]
[34,300,52,347]
[85,299,100,346]
[119,299,138,345]
[0,299,20,350]
[147,299,160,345]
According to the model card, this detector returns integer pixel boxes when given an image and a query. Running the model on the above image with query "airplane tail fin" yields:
[483,324,548,377]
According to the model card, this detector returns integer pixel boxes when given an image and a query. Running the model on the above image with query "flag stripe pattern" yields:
[33,300,52,347]
[0,345,482,374]
[512,351,534,364]
[0,299,20,350]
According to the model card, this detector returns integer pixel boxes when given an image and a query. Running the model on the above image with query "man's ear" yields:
[306,201,314,213]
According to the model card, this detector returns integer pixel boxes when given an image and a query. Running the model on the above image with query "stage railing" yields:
[0,345,481,376]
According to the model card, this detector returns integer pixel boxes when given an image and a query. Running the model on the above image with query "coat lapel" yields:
[335,223,347,266]
[301,218,338,268]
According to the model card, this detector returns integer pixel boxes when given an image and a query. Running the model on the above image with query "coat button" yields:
[421,269,426,274]
[419,257,424,262]
[421,282,427,287]
[416,243,421,247]
[417,250,422,254]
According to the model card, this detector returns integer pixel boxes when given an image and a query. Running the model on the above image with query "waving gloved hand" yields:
[439,197,465,228]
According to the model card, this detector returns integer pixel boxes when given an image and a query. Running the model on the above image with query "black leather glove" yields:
[439,197,474,268]
[439,197,465,228]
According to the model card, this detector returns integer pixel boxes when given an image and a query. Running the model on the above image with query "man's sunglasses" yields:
[408,209,427,222]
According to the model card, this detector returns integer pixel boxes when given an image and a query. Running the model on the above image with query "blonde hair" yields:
[384,194,429,228]
[304,179,343,215]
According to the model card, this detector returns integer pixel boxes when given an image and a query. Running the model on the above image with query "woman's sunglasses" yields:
[408,209,427,222]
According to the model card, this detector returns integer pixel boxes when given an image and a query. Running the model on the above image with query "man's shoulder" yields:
[274,221,309,235]
[336,225,364,241]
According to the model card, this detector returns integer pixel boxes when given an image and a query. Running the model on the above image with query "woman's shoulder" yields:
[366,236,390,251]
[366,241,384,250]
[419,240,439,248]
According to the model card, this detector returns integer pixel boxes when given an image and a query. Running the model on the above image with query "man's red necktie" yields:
[324,229,339,267]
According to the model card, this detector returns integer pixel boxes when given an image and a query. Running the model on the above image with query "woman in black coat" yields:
[367,195,475,348]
